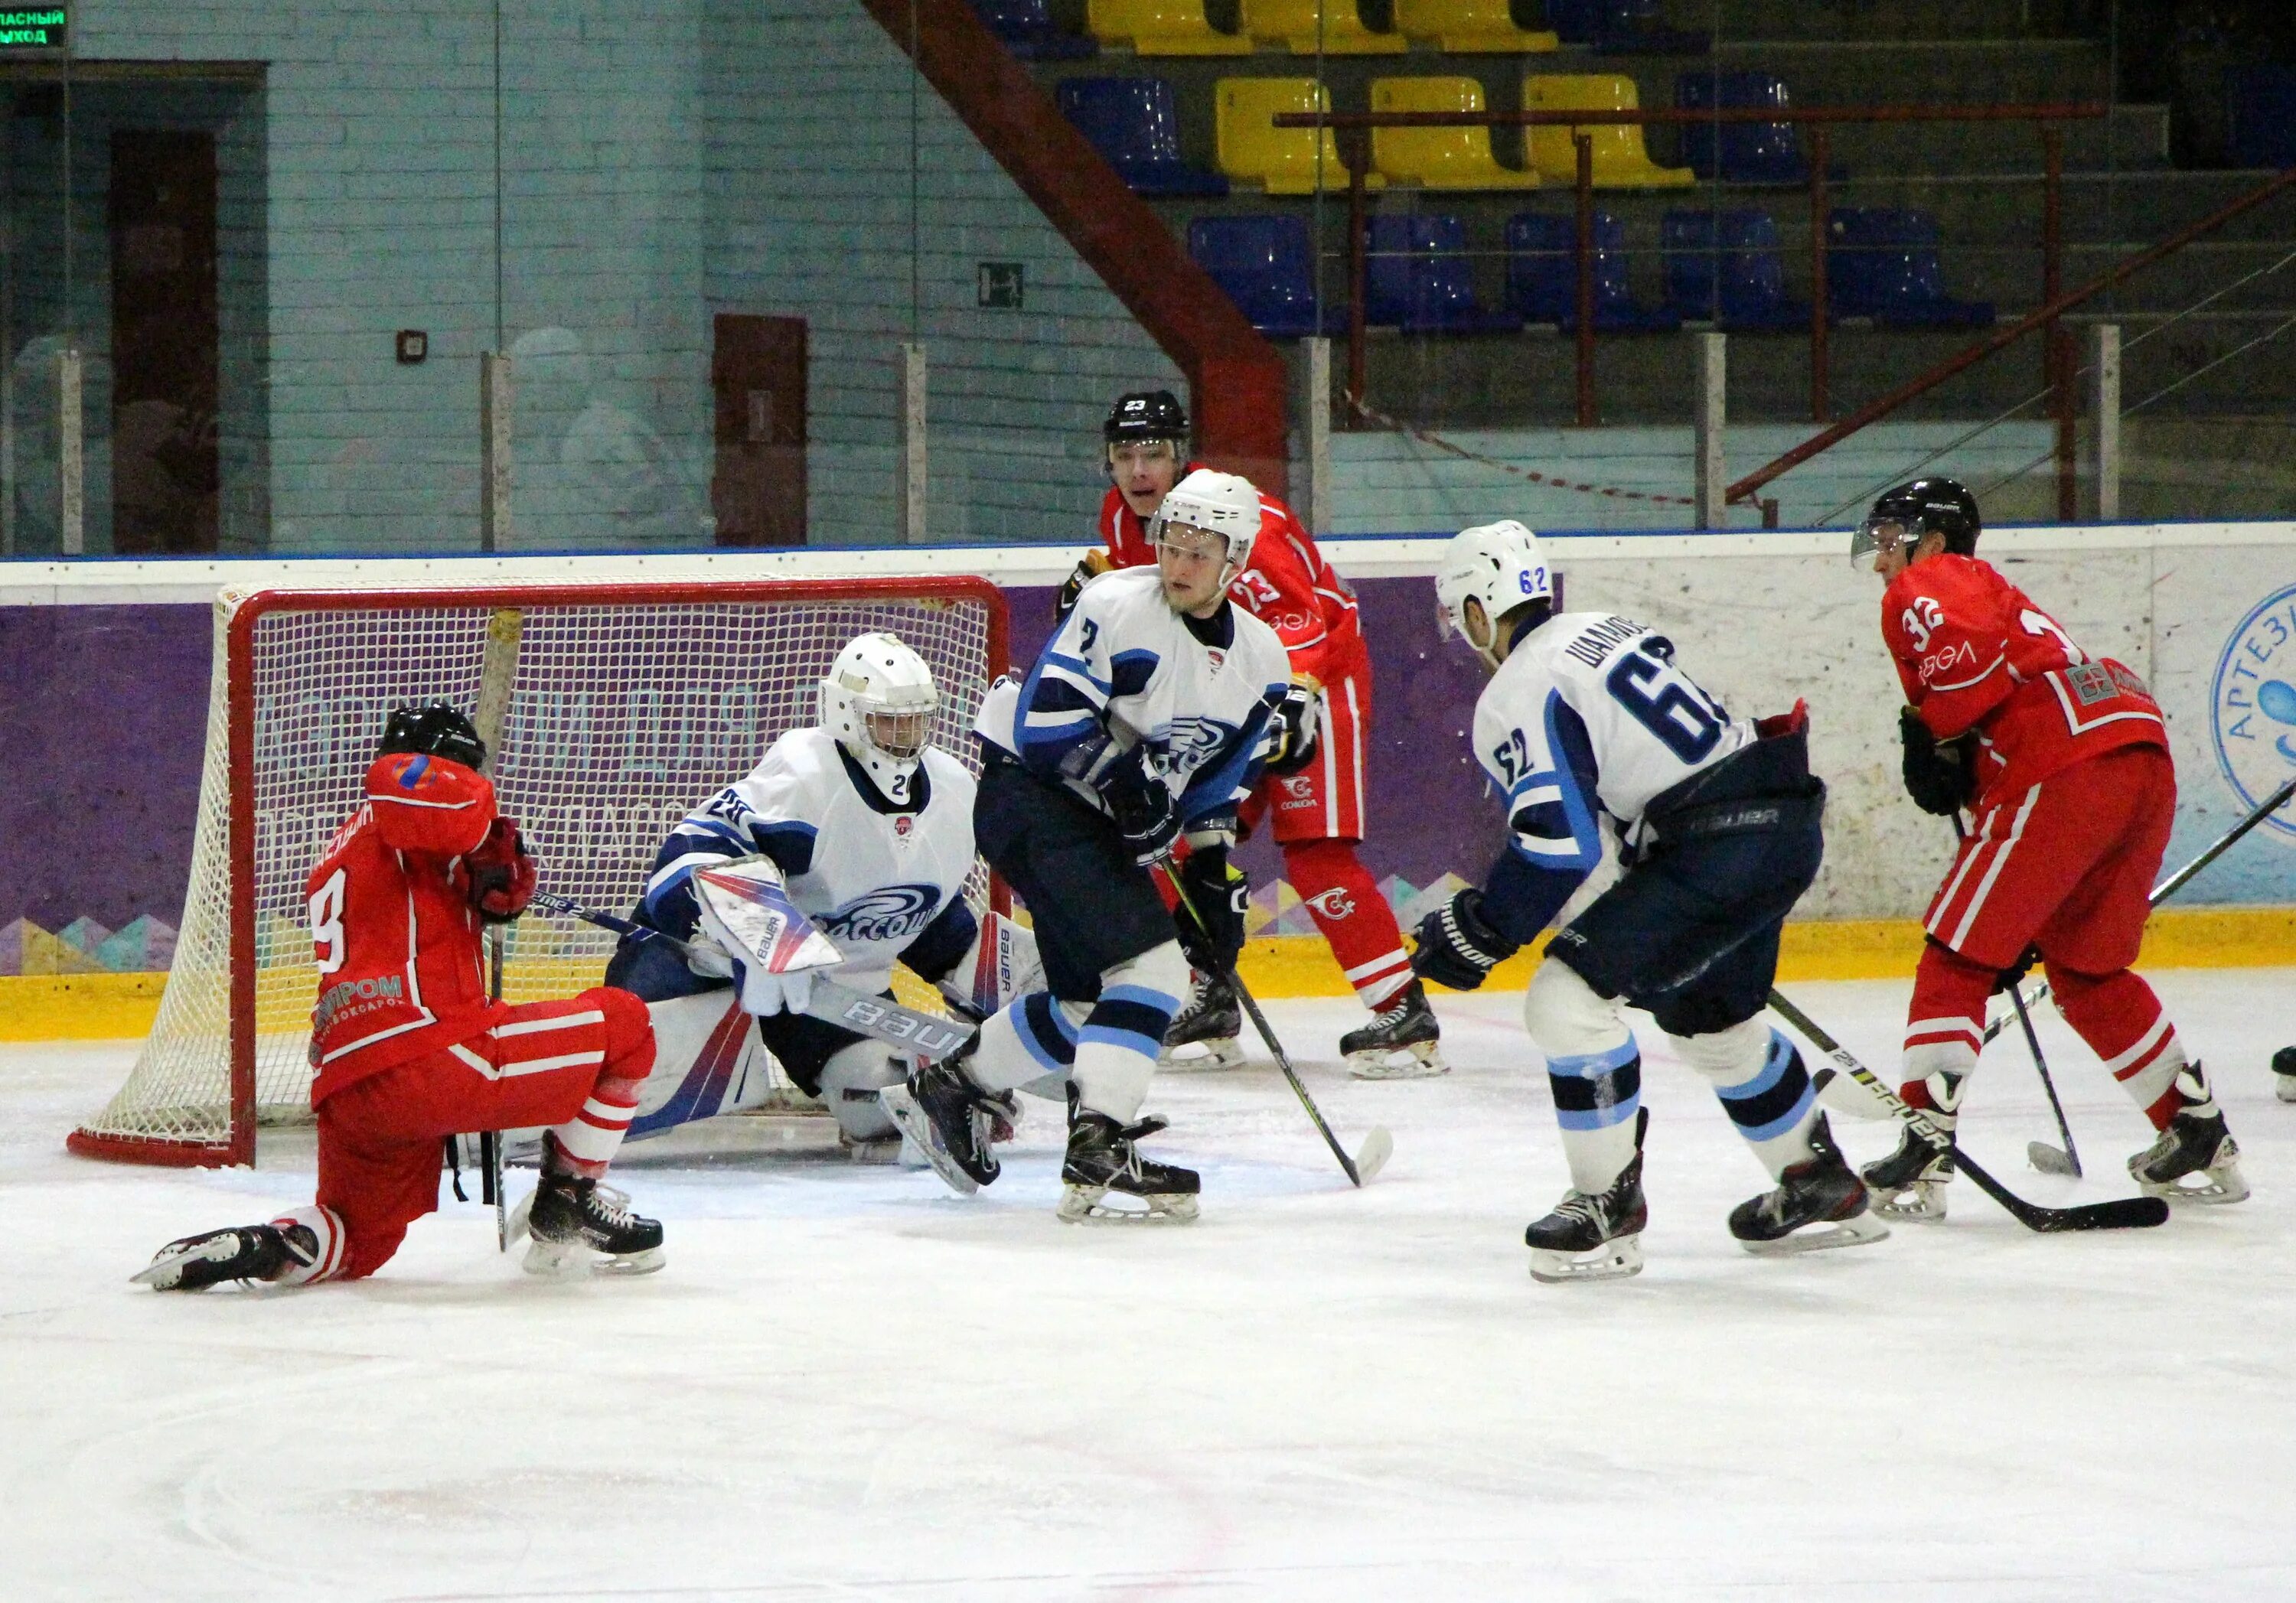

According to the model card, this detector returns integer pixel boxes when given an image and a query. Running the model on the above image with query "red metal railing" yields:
[1280,102,2107,510]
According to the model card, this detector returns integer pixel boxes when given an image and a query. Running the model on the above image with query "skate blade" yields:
[520,1238,667,1278]
[877,1085,980,1197]
[1868,1181,1949,1223]
[1159,1040,1247,1072]
[1346,1043,1450,1080]
[2027,1141,2079,1177]
[130,1235,240,1290]
[2276,1076,2296,1105]
[1737,1210,1890,1257]
[1055,1184,1199,1224]
[2135,1166,2250,1206]
[1528,1234,1644,1284]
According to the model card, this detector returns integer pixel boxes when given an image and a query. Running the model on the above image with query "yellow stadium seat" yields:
[1240,0,1406,54]
[1393,0,1557,54]
[1088,0,1251,55]
[1371,77,1540,190]
[1216,78,1388,194]
[1523,73,1694,189]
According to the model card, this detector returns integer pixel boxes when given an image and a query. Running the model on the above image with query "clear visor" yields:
[863,706,933,761]
[1156,520,1231,567]
[1109,438,1180,469]
[1851,516,1916,566]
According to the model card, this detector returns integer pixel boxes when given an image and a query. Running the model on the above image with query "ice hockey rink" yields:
[2,969,2290,1602]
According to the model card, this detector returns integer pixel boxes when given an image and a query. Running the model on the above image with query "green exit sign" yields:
[0,6,66,50]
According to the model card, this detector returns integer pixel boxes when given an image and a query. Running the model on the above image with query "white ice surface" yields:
[5,973,2295,1602]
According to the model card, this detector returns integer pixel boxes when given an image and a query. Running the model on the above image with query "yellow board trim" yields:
[6,907,2293,1040]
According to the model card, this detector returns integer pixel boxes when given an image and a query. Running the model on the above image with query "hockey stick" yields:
[1950,813,2079,1178]
[526,890,975,1062]
[1157,857,1393,1187]
[1768,989,2167,1232]
[473,608,523,1251]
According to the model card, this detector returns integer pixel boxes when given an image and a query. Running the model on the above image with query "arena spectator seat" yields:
[970,0,1097,58]
[1217,78,1388,193]
[1189,214,1346,336]
[1676,71,1828,185]
[1827,208,1995,328]
[1525,75,1695,189]
[2225,66,2296,170]
[1662,208,1815,331]
[1365,213,1521,333]
[1088,0,1251,54]
[1545,0,1707,54]
[1371,77,1542,190]
[1060,77,1231,195]
[1506,211,1680,330]
[1392,0,1557,54]
[1241,0,1405,54]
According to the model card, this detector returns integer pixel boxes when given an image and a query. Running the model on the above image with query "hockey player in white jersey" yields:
[1410,521,1884,1281]
[882,468,1309,1221]
[606,632,1003,1152]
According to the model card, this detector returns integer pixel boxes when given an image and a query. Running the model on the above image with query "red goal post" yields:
[68,576,1010,1168]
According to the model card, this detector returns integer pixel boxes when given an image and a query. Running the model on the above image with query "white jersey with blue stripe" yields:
[638,727,977,994]
[975,565,1292,824]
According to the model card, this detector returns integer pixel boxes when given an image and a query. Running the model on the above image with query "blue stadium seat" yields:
[1505,211,1678,331]
[1676,72,1831,185]
[2226,65,2296,170]
[971,0,1097,58]
[1060,78,1229,196]
[1827,208,1994,329]
[1189,214,1345,337]
[1662,209,1815,332]
[1365,213,1521,334]
[1546,0,1707,54]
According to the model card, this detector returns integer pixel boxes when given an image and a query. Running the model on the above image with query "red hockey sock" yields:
[2049,964,2187,1128]
[1902,940,1993,1094]
[1283,839,1412,1008]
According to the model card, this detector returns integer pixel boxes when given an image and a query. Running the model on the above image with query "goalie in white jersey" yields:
[882,468,1309,1222]
[1410,521,1885,1281]
[606,633,1013,1153]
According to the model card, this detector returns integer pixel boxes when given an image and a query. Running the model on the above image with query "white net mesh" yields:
[75,581,1003,1158]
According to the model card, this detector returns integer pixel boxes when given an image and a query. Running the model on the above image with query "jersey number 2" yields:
[1606,640,1726,762]
[310,869,347,975]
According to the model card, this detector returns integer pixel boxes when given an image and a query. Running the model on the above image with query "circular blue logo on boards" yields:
[2211,582,2296,844]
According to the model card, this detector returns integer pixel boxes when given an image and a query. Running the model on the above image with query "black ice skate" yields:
[879,1043,1008,1195]
[1058,1095,1201,1224]
[1861,1125,1956,1223]
[1525,1113,1649,1283]
[132,1222,315,1292]
[523,1174,665,1276]
[2273,1045,2296,1104]
[2129,1068,2248,1204]
[1159,970,1244,1072]
[1730,1116,1890,1256]
[1342,980,1449,1080]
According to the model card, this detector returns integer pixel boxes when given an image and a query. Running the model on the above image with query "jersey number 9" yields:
[310,868,347,976]
[1606,640,1727,762]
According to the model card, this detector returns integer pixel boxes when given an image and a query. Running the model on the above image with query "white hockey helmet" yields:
[1436,520,1554,668]
[1147,468,1262,582]
[818,631,939,804]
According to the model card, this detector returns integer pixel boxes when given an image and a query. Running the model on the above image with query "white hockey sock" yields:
[546,1077,640,1176]
[268,1204,345,1285]
[1525,960,1641,1195]
[1672,1020,1818,1180]
[965,993,1086,1095]
[1069,941,1188,1124]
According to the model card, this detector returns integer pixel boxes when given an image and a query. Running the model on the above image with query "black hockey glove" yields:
[1100,742,1182,860]
[1053,550,1112,624]
[1173,848,1249,976]
[1411,888,1518,992]
[1994,943,2042,995]
[1900,707,1976,816]
[1264,678,1322,777]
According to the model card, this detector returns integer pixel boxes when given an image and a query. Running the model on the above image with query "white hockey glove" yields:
[729,957,815,1018]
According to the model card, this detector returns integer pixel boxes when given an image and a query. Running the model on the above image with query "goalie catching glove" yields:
[1899,707,1975,816]
[1410,888,1518,992]
[465,816,537,924]
[1264,677,1322,777]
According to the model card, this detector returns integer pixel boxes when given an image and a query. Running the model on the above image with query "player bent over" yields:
[606,632,1010,1153]
[1076,391,1443,1078]
[1411,522,1883,1282]
[885,468,1300,1221]
[137,705,663,1290]
[1854,479,2245,1215]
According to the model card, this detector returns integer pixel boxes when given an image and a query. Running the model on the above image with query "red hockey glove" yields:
[466,816,538,924]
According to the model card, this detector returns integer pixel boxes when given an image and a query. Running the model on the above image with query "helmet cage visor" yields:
[863,706,934,762]
[1851,514,1919,566]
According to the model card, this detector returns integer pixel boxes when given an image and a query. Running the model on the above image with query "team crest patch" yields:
[1205,648,1226,673]
[2211,581,2296,843]
[895,815,914,836]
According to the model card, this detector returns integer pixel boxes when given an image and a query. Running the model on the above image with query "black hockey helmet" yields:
[1104,389,1189,448]
[377,702,487,771]
[1851,477,1981,566]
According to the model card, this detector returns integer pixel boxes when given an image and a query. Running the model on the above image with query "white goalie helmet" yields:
[1435,520,1554,668]
[819,631,939,804]
[1147,468,1263,580]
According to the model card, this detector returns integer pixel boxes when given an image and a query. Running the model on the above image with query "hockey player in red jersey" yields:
[1071,389,1444,1077]
[135,704,667,1290]
[1853,479,2245,1216]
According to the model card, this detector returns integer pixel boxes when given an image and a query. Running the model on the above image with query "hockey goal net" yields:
[69,577,1009,1167]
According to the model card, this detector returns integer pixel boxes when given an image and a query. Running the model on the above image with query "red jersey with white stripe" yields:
[1880,552,2166,809]
[1098,474,1368,686]
[304,751,510,1103]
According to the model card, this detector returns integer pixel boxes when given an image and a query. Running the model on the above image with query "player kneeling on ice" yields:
[882,468,1301,1223]
[603,632,1029,1155]
[1413,522,1885,1282]
[137,705,664,1291]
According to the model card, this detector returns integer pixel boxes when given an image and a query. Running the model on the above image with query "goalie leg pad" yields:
[816,1040,904,1144]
